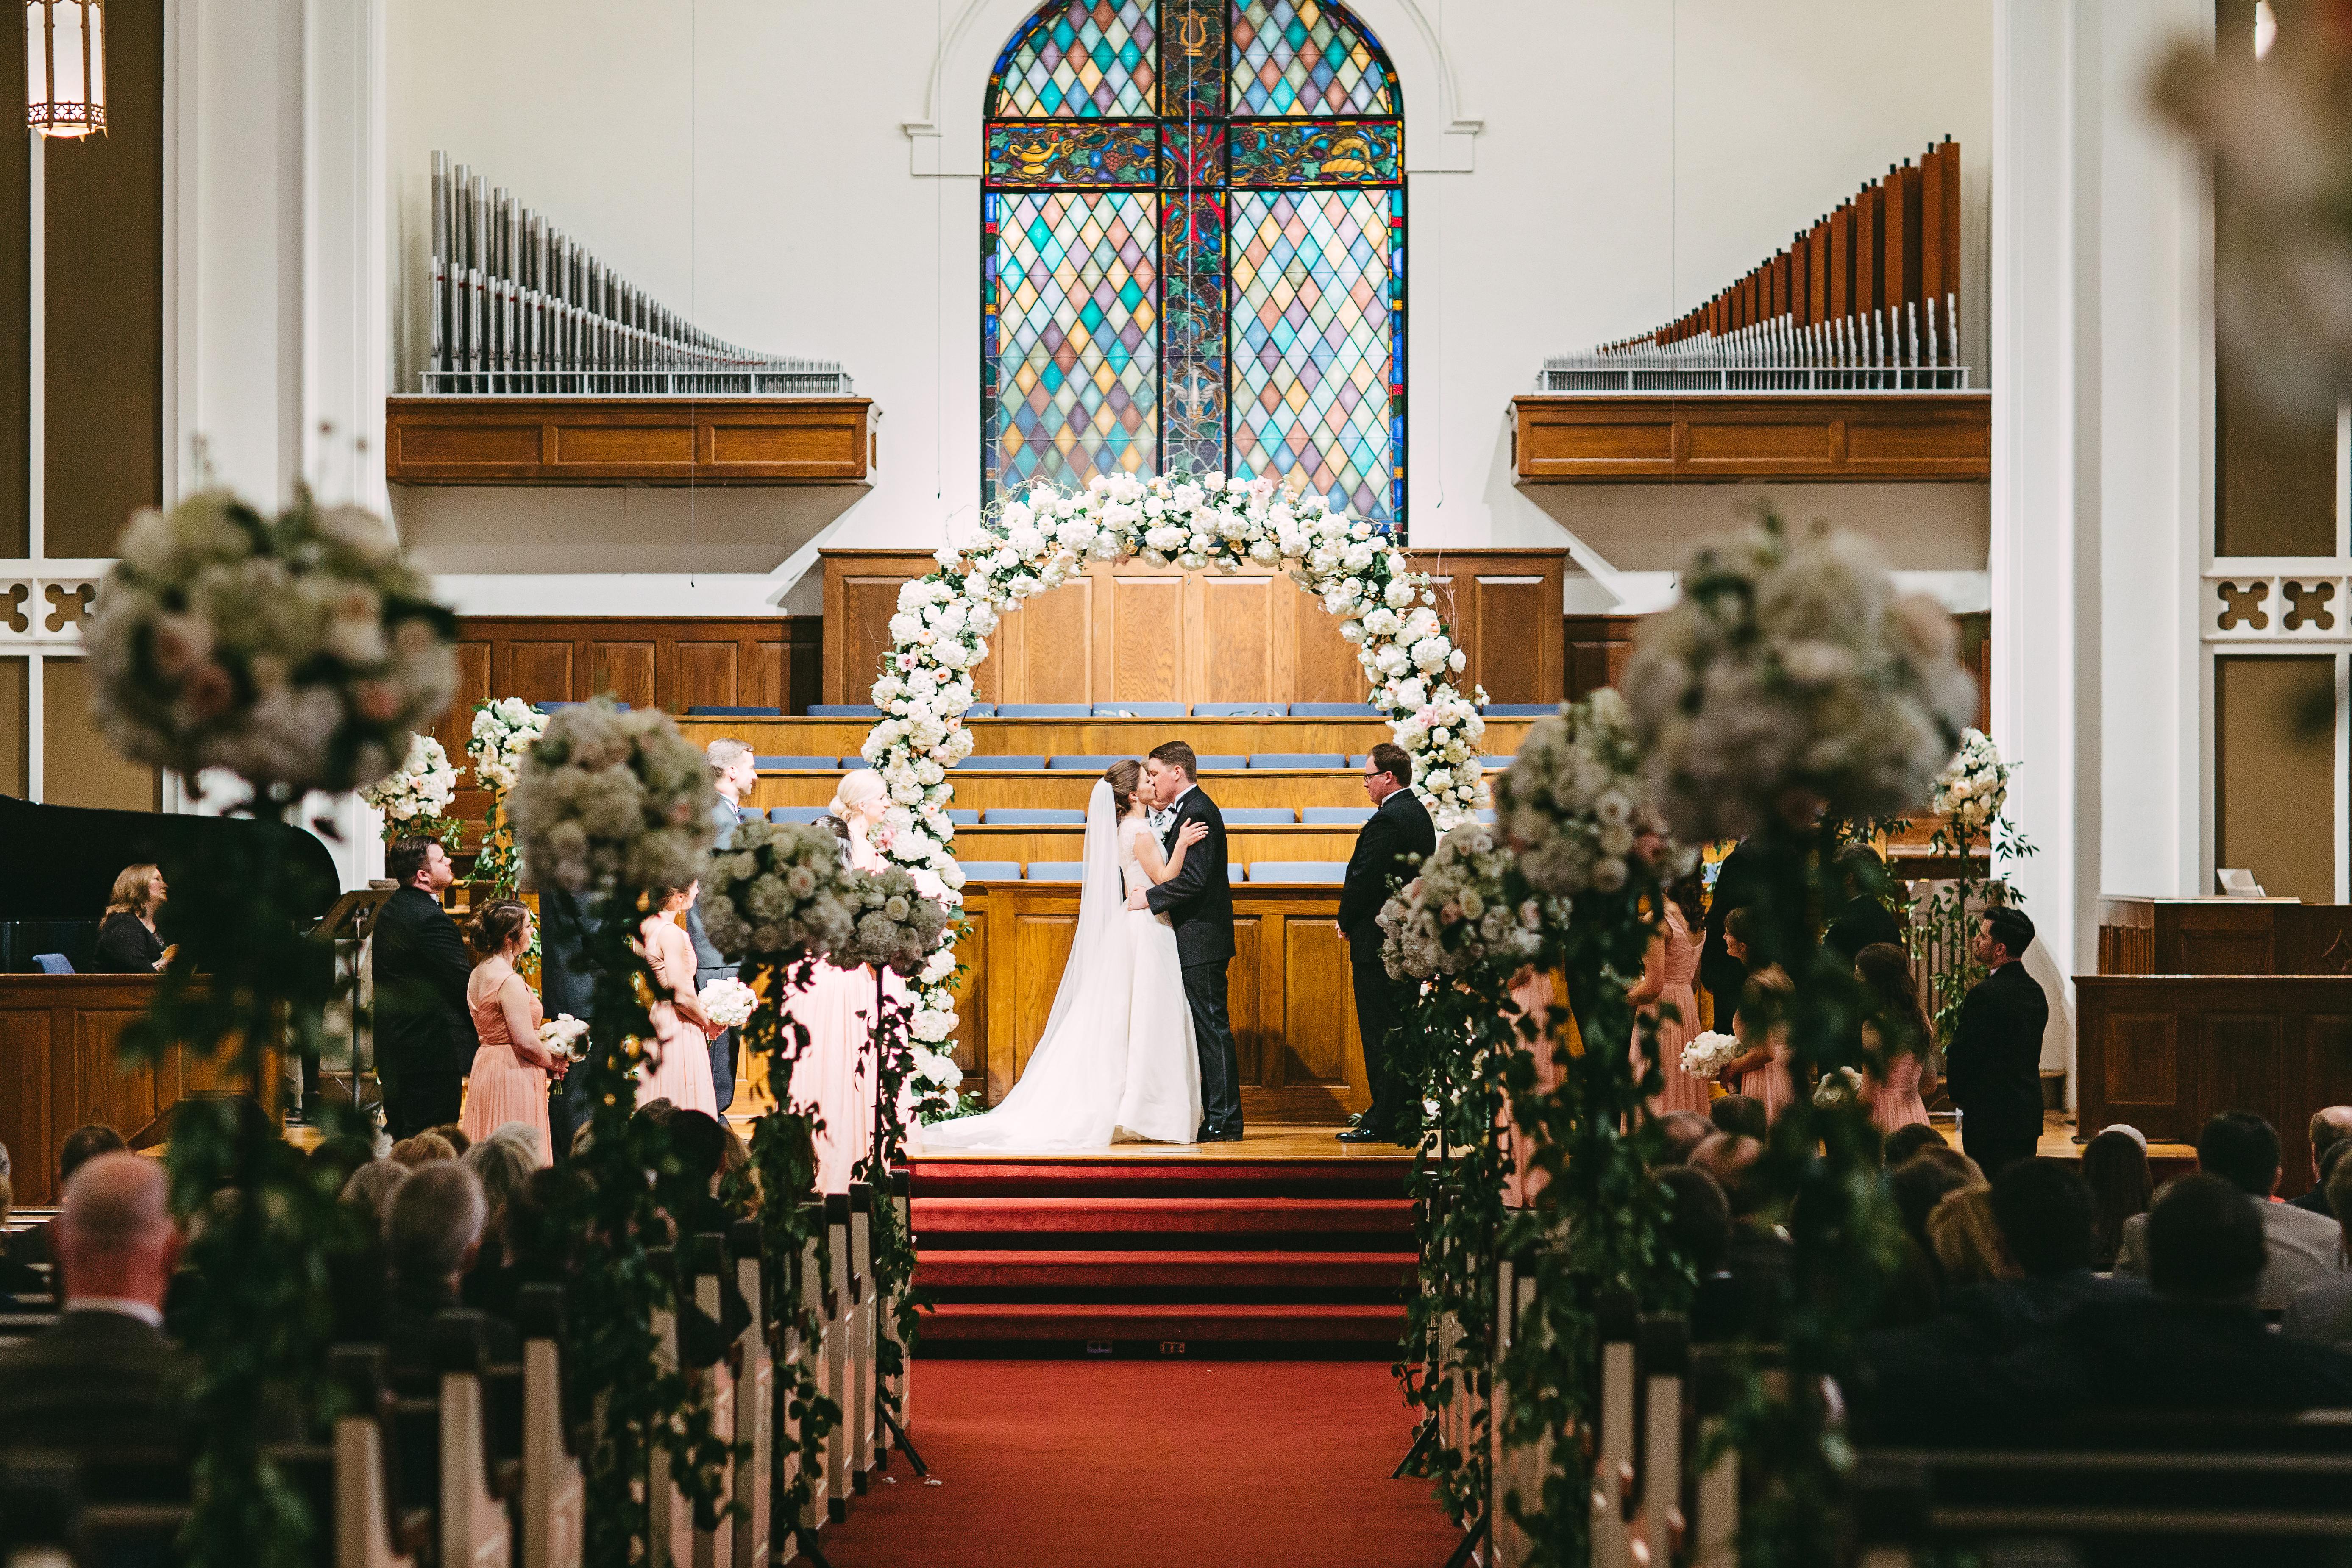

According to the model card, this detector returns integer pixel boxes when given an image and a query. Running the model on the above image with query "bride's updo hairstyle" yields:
[829,767,887,821]
[465,898,530,961]
[1103,759,1144,816]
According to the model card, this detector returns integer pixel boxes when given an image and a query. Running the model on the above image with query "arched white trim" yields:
[902,0,1481,175]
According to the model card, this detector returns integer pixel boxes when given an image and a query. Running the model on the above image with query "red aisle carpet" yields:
[822,1359,1464,1568]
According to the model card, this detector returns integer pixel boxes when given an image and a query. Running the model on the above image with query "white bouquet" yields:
[1813,1064,1865,1108]
[504,700,719,896]
[1377,820,1556,980]
[469,696,547,791]
[538,1013,591,1061]
[701,819,860,962]
[1495,690,1692,898]
[83,487,457,792]
[361,732,460,827]
[1931,727,2010,841]
[698,976,758,1030]
[1680,1030,1745,1080]
[1620,518,1978,842]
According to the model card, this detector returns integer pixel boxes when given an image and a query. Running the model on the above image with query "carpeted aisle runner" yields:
[824,1359,1463,1567]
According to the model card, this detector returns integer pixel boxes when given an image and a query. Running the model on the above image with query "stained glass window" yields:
[983,0,1405,530]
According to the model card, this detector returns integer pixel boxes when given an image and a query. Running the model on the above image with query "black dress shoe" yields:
[1336,1125,1387,1143]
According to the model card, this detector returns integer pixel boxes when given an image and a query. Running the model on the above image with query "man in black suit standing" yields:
[687,739,759,1114]
[0,1153,185,1455]
[1943,905,2050,1183]
[1336,742,1435,1145]
[1821,844,1904,965]
[372,837,473,1140]
[1142,741,1243,1142]
[540,883,603,1159]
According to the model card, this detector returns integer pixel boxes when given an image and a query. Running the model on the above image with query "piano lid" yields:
[0,793,342,925]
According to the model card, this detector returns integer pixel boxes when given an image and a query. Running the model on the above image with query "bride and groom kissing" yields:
[922,741,1245,1151]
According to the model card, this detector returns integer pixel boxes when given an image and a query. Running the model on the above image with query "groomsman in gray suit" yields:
[689,738,759,1112]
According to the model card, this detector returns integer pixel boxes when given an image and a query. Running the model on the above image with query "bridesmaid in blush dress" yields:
[459,899,559,1165]
[639,880,721,1117]
[1720,963,1797,1121]
[1854,940,1936,1135]
[784,769,912,1193]
[1502,965,1563,1208]
[1627,870,1709,1117]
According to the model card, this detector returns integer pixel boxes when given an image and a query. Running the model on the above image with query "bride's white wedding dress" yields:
[919,780,1203,1150]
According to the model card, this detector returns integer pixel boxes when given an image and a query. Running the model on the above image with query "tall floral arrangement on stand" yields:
[1620,516,1976,1565]
[83,484,458,1568]
[504,699,742,1568]
[468,695,546,897]
[359,731,463,852]
[1912,727,2038,1050]
[1480,691,1696,1565]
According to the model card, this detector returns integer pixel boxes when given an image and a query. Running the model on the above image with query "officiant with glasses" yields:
[1337,744,1436,1145]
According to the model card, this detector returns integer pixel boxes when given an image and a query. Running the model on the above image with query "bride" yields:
[920,760,1207,1150]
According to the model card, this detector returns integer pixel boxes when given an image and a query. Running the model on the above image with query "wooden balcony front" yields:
[384,396,874,485]
[1511,392,1990,483]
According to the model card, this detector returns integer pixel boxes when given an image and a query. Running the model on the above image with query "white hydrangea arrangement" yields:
[504,700,719,896]
[469,696,547,791]
[697,977,759,1030]
[699,819,860,962]
[1494,690,1694,897]
[359,732,461,839]
[1620,518,1978,843]
[1680,1030,1744,1080]
[835,863,952,978]
[1377,820,1557,981]
[1930,727,2010,841]
[867,473,1488,1047]
[83,487,457,792]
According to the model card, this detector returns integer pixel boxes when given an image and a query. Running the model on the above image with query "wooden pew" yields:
[331,1345,431,1568]
[822,1194,853,1522]
[727,1221,771,1568]
[645,1246,697,1568]
[779,1200,827,1561]
[515,1285,585,1568]
[685,1233,736,1568]
[882,1171,912,1440]
[847,1183,877,1490]
[432,1310,517,1568]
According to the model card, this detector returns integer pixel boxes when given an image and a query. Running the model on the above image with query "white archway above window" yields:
[903,0,1482,175]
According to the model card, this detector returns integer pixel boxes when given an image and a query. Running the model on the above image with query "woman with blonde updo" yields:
[458,899,560,1164]
[785,767,913,1191]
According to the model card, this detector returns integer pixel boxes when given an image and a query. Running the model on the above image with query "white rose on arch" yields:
[861,476,1490,1049]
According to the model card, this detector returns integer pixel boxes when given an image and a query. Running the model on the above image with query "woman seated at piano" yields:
[92,863,173,973]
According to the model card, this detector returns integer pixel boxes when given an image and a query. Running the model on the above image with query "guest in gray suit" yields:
[688,739,759,1112]
[2116,1110,2345,1310]
[2285,1156,2352,1351]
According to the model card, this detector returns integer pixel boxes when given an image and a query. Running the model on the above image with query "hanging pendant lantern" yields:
[26,0,105,139]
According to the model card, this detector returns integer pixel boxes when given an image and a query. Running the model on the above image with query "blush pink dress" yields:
[637,914,719,1117]
[784,828,913,1193]
[462,963,552,1165]
[1868,1048,1931,1134]
[1635,904,1710,1118]
[1746,1036,1796,1122]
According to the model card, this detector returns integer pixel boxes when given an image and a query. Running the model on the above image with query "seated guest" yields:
[0,1144,47,1303]
[464,1163,571,1323]
[1653,1110,1715,1167]
[389,1132,456,1168]
[1655,1165,1739,1340]
[333,1160,409,1343]
[92,863,170,973]
[2283,1156,2352,1352]
[2115,1110,2344,1309]
[1709,1094,1768,1143]
[1687,1133,1790,1336]
[457,1127,539,1316]
[0,1154,186,1454]
[305,1134,375,1198]
[1927,1186,2019,1290]
[430,1123,473,1158]
[2291,1106,2352,1216]
[383,1163,515,1390]
[2081,1125,2152,1271]
[1882,1121,1948,1170]
[1880,1152,1978,1327]
[1963,1159,2145,1344]
[6,1123,128,1275]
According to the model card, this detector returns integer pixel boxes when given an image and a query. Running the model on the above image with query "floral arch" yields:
[862,472,1485,1074]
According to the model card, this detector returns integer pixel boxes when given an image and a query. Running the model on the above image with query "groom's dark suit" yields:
[1145,781,1243,1140]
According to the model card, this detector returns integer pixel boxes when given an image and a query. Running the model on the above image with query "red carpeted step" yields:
[921,1300,1406,1343]
[912,1195,1411,1237]
[906,1158,1412,1201]
[916,1247,1416,1291]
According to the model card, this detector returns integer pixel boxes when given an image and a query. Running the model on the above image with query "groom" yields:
[1143,741,1244,1142]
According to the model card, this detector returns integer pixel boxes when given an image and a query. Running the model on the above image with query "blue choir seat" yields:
[1476,810,1497,824]
[983,808,1088,825]
[1221,808,1297,824]
[956,861,1022,881]
[1025,862,1084,883]
[1481,703,1561,717]
[754,756,837,771]
[1484,756,1515,770]
[1288,702,1379,718]
[1047,755,1134,771]
[963,703,998,718]
[837,757,871,769]
[1193,702,1289,717]
[534,701,629,713]
[1246,862,1348,884]
[808,704,881,718]
[1194,755,1248,770]
[33,953,72,975]
[945,809,981,825]
[768,807,832,825]
[685,705,783,717]
[995,702,1094,719]
[1302,806,1375,826]
[1249,753,1346,769]
[957,756,1047,771]
[1091,702,1186,718]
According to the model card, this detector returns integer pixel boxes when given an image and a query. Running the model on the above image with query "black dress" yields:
[91,912,164,974]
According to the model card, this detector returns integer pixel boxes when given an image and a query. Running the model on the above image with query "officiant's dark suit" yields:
[372,866,473,1141]
[1336,747,1435,1143]
[1144,748,1243,1142]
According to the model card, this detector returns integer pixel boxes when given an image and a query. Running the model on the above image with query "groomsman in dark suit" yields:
[1336,743,1436,1145]
[1143,741,1244,1142]
[1943,906,2051,1183]
[688,739,759,1113]
[372,837,473,1139]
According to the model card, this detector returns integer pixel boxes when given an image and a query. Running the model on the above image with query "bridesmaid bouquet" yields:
[700,819,860,961]
[538,1013,590,1061]
[698,977,758,1030]
[83,486,457,792]
[1680,1030,1744,1081]
[835,864,952,976]
[1813,1065,1865,1108]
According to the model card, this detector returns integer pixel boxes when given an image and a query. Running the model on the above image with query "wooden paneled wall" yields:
[431,616,820,842]
[824,549,1566,710]
[946,882,1367,1124]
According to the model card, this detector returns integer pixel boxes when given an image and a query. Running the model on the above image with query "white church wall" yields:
[382,0,1992,602]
